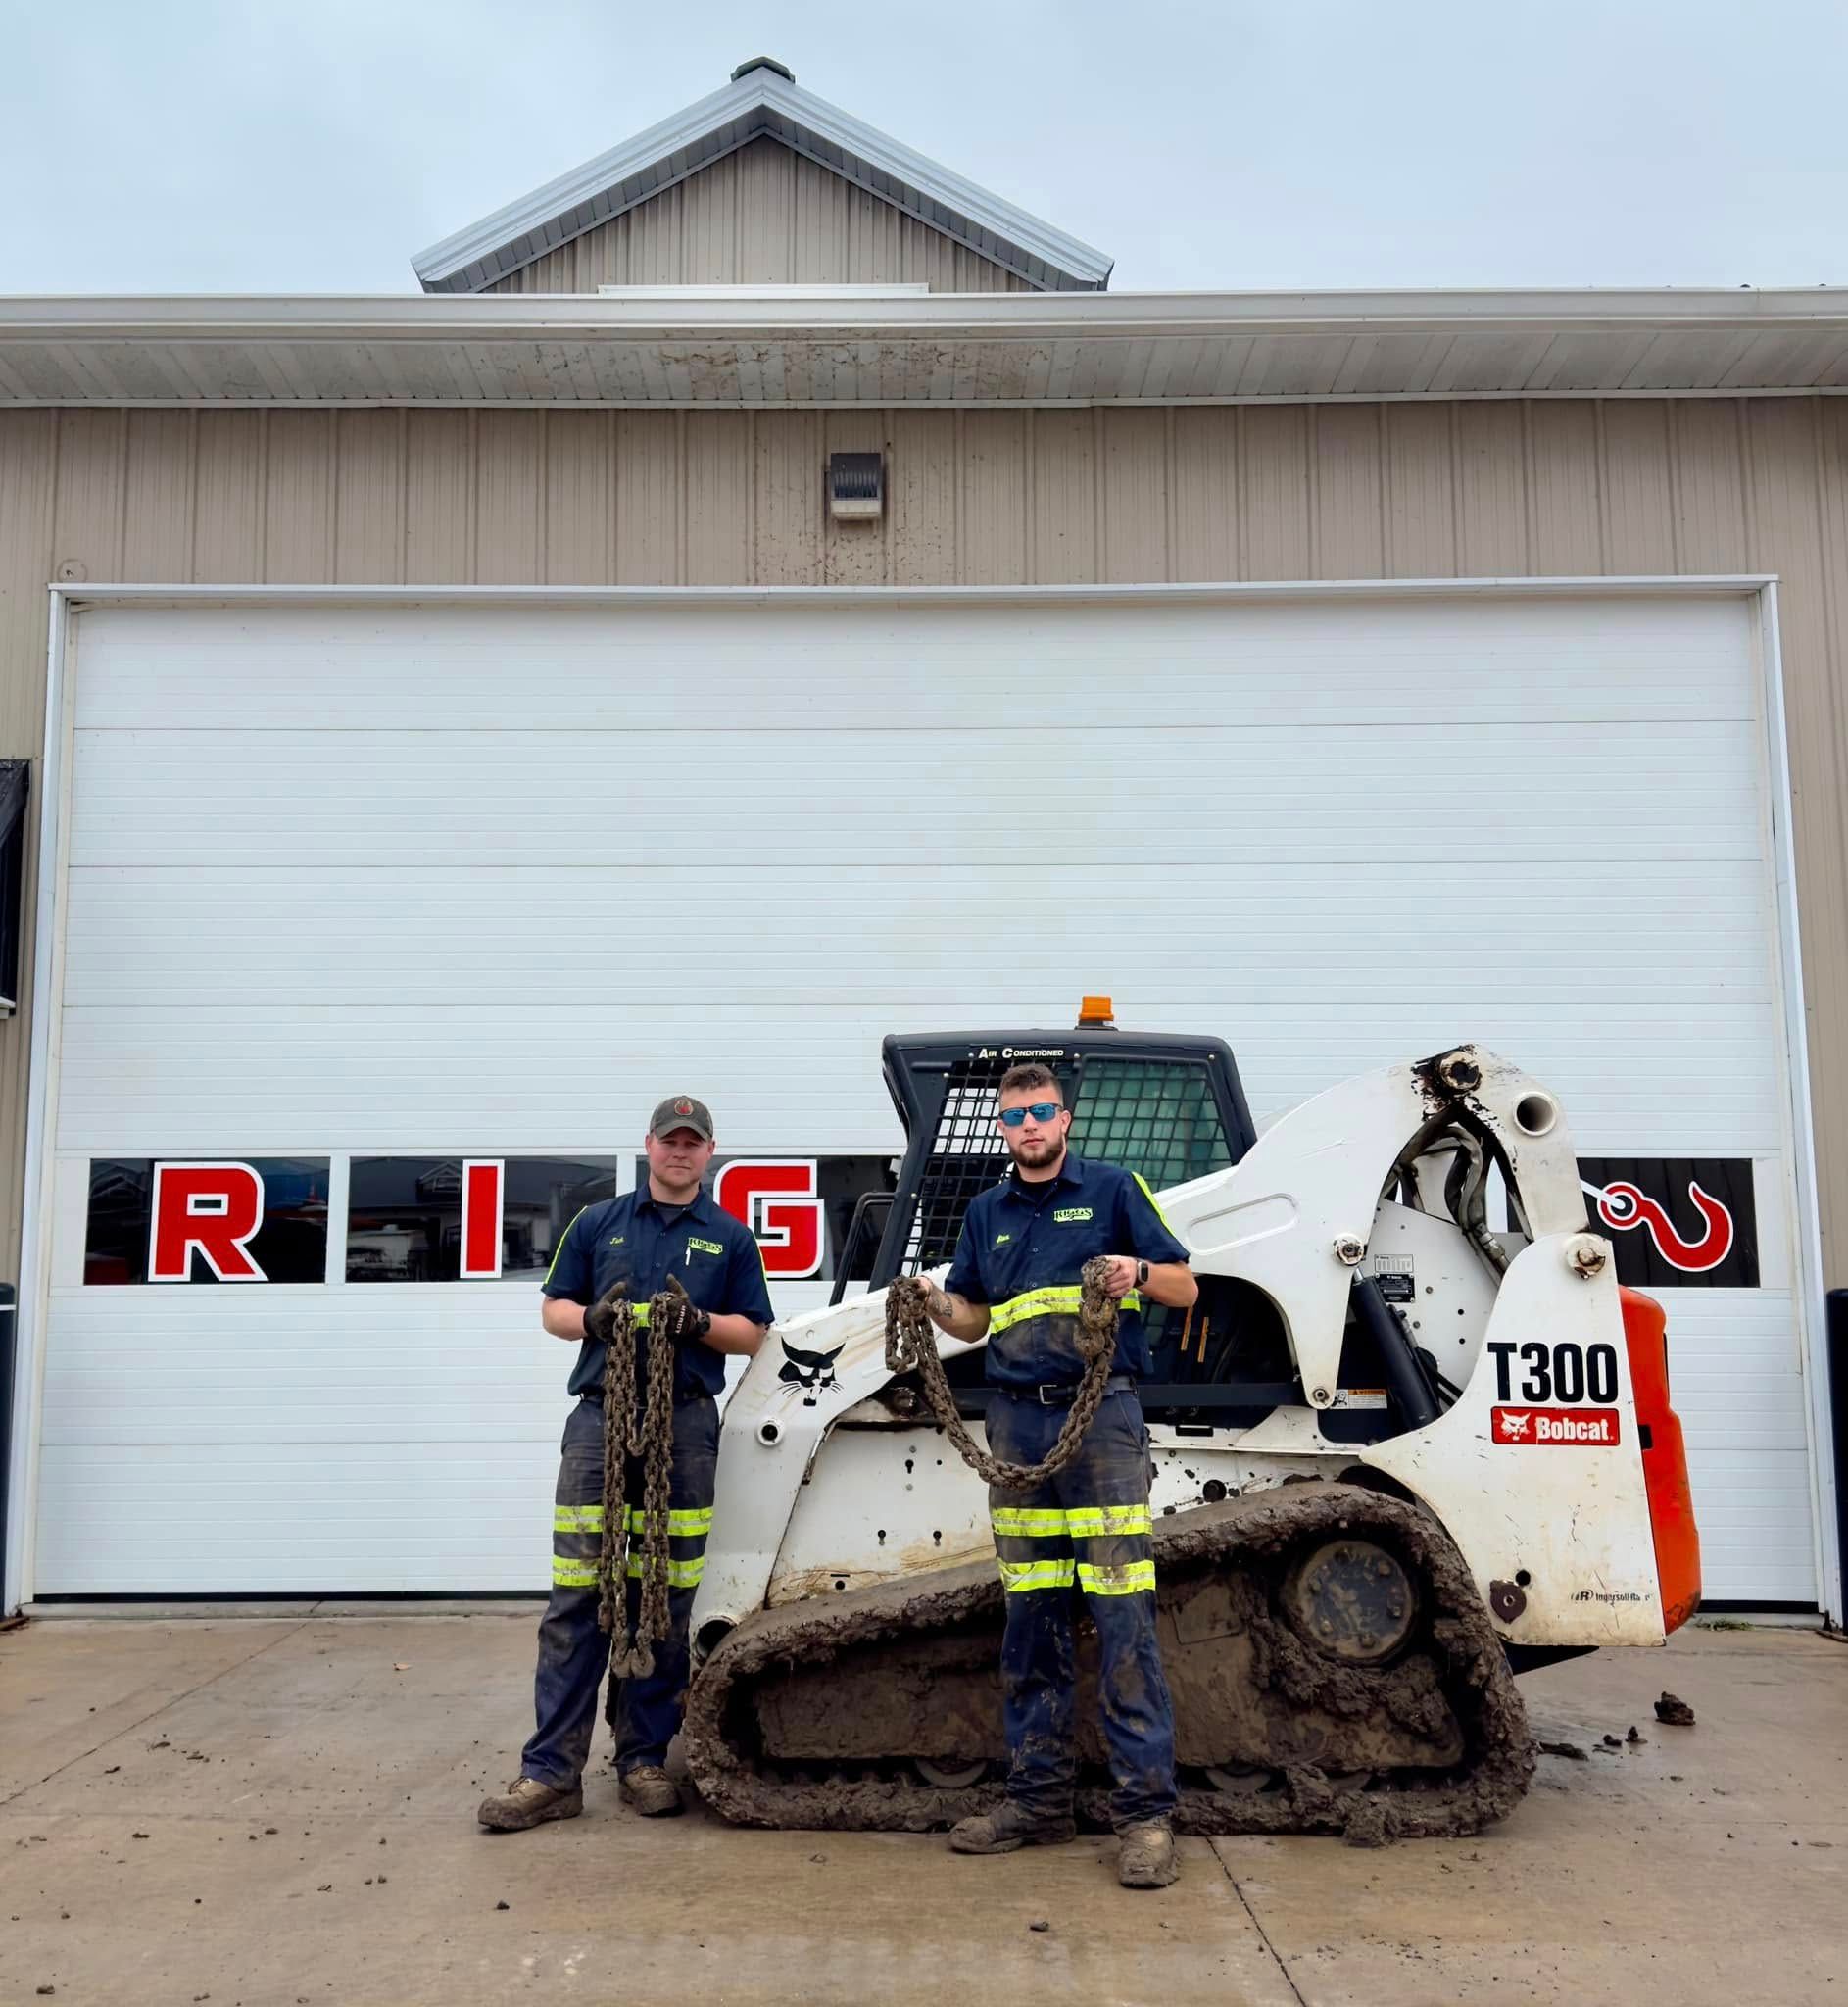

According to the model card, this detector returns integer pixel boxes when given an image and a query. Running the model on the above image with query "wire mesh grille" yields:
[1069,1059,1234,1193]
[901,1055,1232,1276]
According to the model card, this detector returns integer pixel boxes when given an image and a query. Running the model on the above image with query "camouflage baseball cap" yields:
[649,1094,714,1141]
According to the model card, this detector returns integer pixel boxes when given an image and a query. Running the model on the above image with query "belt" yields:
[579,1387,711,1410]
[997,1374,1137,1406]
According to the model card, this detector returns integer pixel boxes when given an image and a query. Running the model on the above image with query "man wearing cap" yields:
[478,1095,774,1831]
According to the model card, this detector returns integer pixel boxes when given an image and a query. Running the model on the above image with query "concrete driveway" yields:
[1,1609,1842,2006]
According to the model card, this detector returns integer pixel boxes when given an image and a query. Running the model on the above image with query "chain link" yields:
[599,1280,704,1677]
[884,1255,1120,1490]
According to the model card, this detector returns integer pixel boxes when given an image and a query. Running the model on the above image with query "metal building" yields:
[2,59,1845,1618]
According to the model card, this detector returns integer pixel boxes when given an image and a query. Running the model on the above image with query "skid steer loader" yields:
[675,1017,1701,1841]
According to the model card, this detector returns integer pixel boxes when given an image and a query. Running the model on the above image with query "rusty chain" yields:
[599,1278,704,1678]
[884,1255,1120,1490]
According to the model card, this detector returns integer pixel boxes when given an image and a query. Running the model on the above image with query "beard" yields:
[1005,1128,1066,1172]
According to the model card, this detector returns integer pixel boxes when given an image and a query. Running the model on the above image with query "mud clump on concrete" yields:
[1538,1740,1589,1761]
[1654,1691,1697,1727]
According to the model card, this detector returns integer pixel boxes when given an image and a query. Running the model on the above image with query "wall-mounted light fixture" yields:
[827,451,885,522]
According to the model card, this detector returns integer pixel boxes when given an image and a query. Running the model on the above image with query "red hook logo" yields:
[1592,1179,1734,1273]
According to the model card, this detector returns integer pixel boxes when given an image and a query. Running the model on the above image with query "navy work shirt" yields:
[943,1151,1191,1389]
[543,1185,774,1403]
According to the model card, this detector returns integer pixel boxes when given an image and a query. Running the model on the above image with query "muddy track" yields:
[682,1483,1533,1843]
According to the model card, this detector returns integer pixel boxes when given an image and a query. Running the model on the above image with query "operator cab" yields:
[833,1001,1443,1439]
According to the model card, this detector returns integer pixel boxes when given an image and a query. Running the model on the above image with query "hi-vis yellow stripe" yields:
[991,1504,1151,1539]
[625,1554,706,1588]
[1064,1505,1152,1538]
[1078,1559,1156,1596]
[625,1506,713,1538]
[556,1505,712,1539]
[552,1557,599,1588]
[542,1208,587,1289]
[1132,1173,1178,1233]
[997,1556,1076,1592]
[989,1285,1142,1334]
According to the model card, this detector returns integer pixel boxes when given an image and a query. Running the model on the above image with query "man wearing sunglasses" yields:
[909,1063,1198,1888]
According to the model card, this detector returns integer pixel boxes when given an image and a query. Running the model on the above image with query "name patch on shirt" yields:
[686,1236,725,1258]
[994,1231,1012,1247]
[1052,1207,1094,1224]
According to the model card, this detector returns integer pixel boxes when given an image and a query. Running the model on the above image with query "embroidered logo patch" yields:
[687,1236,725,1258]
[994,1231,1012,1246]
[1052,1207,1094,1224]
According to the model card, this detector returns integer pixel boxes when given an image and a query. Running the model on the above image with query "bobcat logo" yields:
[1500,1411,1532,1440]
[778,1337,845,1405]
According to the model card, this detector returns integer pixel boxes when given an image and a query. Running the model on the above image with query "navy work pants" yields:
[986,1386,1178,1830]
[521,1393,719,1787]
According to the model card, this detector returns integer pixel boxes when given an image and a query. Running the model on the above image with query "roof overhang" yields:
[3,288,1847,408]
[411,65,1113,295]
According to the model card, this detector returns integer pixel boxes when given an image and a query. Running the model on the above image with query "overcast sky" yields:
[3,0,1844,296]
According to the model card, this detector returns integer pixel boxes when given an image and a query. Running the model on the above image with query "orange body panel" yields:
[1621,1286,1702,1634]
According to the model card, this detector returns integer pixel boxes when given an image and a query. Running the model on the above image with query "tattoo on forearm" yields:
[924,1284,954,1321]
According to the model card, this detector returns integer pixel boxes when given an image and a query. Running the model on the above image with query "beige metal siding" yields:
[484,136,1036,294]
[1,399,1847,1293]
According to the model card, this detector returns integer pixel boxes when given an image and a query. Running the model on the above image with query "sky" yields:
[2,0,1845,297]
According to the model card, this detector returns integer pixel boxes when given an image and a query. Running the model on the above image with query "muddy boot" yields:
[948,1800,1077,1855]
[476,1777,583,1833]
[618,1765,684,1818]
[1116,1821,1179,1888]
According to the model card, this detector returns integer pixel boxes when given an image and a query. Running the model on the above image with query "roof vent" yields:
[732,56,795,84]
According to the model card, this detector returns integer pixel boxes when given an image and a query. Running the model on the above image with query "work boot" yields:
[618,1765,684,1818]
[476,1776,583,1833]
[948,1800,1077,1855]
[1116,1821,1179,1888]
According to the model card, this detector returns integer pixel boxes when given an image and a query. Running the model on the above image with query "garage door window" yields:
[346,1157,620,1282]
[84,1157,331,1284]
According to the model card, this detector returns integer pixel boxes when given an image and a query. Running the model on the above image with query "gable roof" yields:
[411,58,1113,297]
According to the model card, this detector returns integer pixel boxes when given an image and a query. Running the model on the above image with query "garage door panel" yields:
[64,861,1778,1011]
[34,1444,556,1593]
[50,999,1786,1158]
[73,597,1759,735]
[66,720,1762,869]
[33,591,1817,1606]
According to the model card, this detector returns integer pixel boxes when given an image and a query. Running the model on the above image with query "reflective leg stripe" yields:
[624,1506,714,1537]
[554,1504,605,1534]
[991,1505,1072,1538]
[997,1556,1077,1593]
[989,1285,1141,1335]
[624,1554,706,1589]
[552,1556,600,1588]
[1063,1505,1152,1538]
[992,1503,1150,1539]
[1077,1559,1156,1596]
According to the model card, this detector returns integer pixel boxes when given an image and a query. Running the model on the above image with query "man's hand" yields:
[581,1281,628,1345]
[1096,1255,1141,1300]
[909,1274,955,1328]
[663,1275,712,1345]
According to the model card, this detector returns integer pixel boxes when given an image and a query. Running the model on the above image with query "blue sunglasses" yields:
[997,1102,1062,1128]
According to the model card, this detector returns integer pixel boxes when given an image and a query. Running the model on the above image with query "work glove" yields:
[663,1275,712,1346]
[582,1281,628,1346]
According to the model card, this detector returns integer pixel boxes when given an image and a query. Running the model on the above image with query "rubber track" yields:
[683,1484,1534,1843]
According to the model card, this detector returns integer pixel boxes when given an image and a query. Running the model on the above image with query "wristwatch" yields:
[1136,1259,1149,1288]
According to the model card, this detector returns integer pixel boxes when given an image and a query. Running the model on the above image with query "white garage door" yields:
[24,588,1821,1604]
